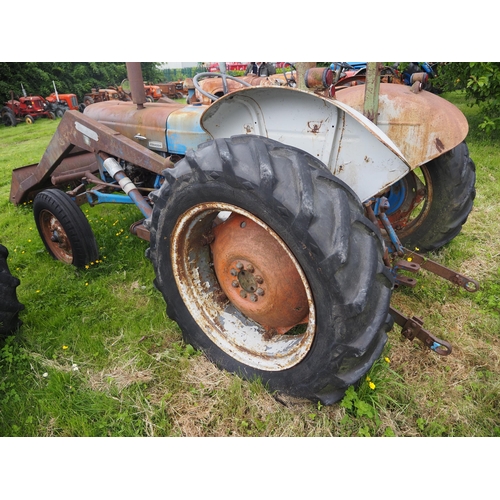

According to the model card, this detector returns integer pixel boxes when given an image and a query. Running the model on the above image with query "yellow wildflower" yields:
[369,381,376,390]
[62,345,68,350]
[384,357,390,363]
[407,257,413,262]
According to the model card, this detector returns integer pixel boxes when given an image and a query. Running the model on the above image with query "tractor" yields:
[2,89,56,126]
[8,62,478,405]
[45,82,82,116]
[143,83,163,102]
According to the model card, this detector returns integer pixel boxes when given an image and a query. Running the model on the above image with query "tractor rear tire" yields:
[0,244,24,336]
[33,189,99,268]
[387,141,476,252]
[148,135,394,405]
[1,107,17,127]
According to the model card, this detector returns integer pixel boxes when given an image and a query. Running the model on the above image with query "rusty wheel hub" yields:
[170,203,316,371]
[39,210,73,264]
[211,213,309,334]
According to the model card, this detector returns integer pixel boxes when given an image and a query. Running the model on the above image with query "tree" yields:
[0,62,164,102]
[435,62,500,132]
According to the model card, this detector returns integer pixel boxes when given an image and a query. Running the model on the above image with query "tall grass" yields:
[0,94,499,438]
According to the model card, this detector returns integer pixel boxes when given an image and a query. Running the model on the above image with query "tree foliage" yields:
[435,62,500,132]
[0,62,164,103]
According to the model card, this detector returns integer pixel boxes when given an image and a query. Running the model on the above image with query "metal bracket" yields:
[401,248,480,292]
[390,306,452,356]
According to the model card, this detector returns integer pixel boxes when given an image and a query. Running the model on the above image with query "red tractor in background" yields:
[1,86,56,126]
[143,83,163,101]
[45,82,83,115]
[45,93,81,115]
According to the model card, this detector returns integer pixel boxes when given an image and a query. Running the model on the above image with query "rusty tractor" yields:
[157,82,185,100]
[9,62,478,405]
[81,86,132,108]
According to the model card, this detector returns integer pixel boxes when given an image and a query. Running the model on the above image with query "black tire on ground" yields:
[48,111,56,120]
[0,244,25,336]
[1,108,17,127]
[78,103,86,113]
[33,189,99,268]
[148,135,394,405]
[386,141,476,252]
[55,108,65,118]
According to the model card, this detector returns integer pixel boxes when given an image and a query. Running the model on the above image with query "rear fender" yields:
[201,86,411,202]
[335,83,468,168]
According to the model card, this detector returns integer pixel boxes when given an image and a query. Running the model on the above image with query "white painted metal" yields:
[202,86,411,202]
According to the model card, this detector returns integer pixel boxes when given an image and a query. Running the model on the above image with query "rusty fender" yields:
[336,83,468,169]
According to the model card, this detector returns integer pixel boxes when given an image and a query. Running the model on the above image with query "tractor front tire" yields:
[25,114,35,125]
[148,135,394,404]
[0,244,24,336]
[33,189,99,268]
[387,141,476,252]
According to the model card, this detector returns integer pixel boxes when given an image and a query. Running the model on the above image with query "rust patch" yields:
[307,121,322,134]
[435,137,445,153]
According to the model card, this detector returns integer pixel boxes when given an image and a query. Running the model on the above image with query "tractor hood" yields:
[83,100,212,155]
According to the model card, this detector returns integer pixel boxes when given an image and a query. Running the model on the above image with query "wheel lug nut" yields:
[246,265,254,273]
[232,281,239,288]
[249,294,258,302]
[240,290,247,298]
[255,275,263,284]
[256,288,264,296]
[230,269,238,276]
[236,262,244,270]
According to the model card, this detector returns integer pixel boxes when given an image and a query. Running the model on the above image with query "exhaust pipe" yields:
[126,62,147,109]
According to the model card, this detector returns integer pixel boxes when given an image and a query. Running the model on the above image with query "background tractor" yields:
[8,62,478,405]
[45,82,82,116]
[2,89,56,126]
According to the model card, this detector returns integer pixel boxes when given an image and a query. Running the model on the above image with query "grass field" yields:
[0,93,499,438]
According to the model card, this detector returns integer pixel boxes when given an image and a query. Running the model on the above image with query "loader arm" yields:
[10,110,172,205]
